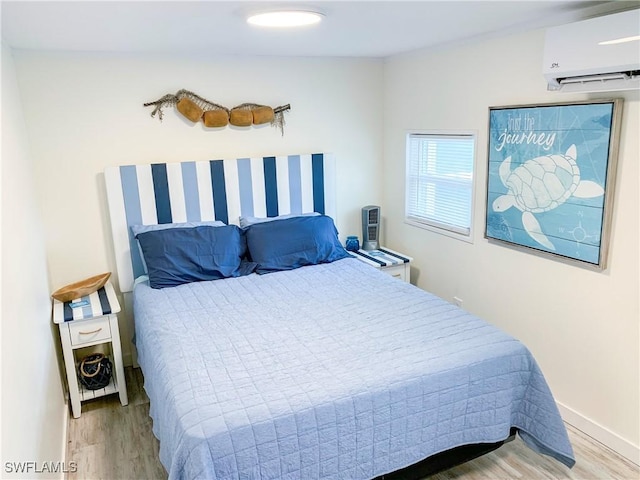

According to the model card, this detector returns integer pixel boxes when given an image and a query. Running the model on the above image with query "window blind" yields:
[406,133,475,236]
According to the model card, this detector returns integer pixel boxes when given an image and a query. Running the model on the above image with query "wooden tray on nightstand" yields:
[51,272,111,303]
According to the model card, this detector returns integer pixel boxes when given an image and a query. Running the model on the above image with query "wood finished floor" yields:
[66,367,639,480]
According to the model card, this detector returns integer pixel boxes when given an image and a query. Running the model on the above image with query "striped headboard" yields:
[105,153,336,292]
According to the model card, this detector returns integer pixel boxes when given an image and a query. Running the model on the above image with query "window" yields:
[405,132,475,239]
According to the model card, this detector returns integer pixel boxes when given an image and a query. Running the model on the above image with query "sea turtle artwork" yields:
[492,144,604,251]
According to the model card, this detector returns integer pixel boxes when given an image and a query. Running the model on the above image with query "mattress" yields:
[133,257,575,480]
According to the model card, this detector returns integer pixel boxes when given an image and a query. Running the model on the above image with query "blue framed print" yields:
[485,99,622,269]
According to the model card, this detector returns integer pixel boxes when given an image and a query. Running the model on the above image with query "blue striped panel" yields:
[237,158,254,218]
[312,153,325,214]
[379,248,411,263]
[63,303,73,322]
[288,155,303,214]
[62,287,112,322]
[97,287,112,314]
[355,250,386,266]
[263,156,279,217]
[151,163,172,224]
[119,165,145,279]
[181,162,201,222]
[210,160,228,224]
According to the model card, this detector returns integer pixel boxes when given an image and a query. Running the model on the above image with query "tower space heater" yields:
[362,205,380,251]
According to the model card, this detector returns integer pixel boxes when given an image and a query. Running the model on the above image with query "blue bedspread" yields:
[133,258,575,479]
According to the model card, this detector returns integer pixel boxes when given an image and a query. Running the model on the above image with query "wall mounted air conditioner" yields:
[543,8,640,93]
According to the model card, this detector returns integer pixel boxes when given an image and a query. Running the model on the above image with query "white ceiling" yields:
[1,1,637,58]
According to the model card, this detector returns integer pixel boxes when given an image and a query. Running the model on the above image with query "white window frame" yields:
[404,130,477,243]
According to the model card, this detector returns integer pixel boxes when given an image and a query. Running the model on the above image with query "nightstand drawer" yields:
[383,263,408,282]
[68,317,111,346]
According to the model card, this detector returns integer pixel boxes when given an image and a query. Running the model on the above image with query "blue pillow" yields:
[131,221,227,274]
[245,215,350,274]
[136,225,254,289]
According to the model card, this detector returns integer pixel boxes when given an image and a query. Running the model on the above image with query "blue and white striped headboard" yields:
[105,153,336,292]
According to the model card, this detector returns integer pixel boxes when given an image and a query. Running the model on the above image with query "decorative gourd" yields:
[203,110,229,128]
[229,108,253,127]
[252,106,275,125]
[176,97,203,123]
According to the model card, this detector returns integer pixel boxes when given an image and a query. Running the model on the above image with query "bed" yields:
[104,153,575,480]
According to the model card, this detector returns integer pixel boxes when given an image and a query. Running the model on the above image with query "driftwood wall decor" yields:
[143,89,291,135]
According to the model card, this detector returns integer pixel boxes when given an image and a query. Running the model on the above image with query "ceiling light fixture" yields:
[247,10,324,27]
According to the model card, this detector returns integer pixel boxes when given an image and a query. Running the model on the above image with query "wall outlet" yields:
[453,296,463,308]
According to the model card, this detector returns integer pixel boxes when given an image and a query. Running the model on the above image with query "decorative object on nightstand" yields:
[350,247,413,283]
[78,353,112,391]
[52,279,128,418]
[345,236,360,252]
[51,272,111,303]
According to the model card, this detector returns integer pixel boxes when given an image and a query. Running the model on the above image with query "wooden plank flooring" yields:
[66,367,639,480]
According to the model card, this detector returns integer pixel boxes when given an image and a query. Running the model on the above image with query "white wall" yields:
[1,43,67,478]
[383,30,639,461]
[12,51,384,365]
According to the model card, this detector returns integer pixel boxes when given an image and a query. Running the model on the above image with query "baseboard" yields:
[558,401,639,466]
[59,403,69,480]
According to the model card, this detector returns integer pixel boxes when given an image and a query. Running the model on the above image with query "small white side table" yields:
[349,247,413,283]
[52,282,128,418]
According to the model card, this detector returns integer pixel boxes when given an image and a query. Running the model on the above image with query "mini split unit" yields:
[543,8,640,93]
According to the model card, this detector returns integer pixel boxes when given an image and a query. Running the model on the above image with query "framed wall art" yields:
[485,99,623,269]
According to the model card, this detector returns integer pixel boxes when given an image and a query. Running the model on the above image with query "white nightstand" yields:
[52,282,128,418]
[349,247,413,283]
